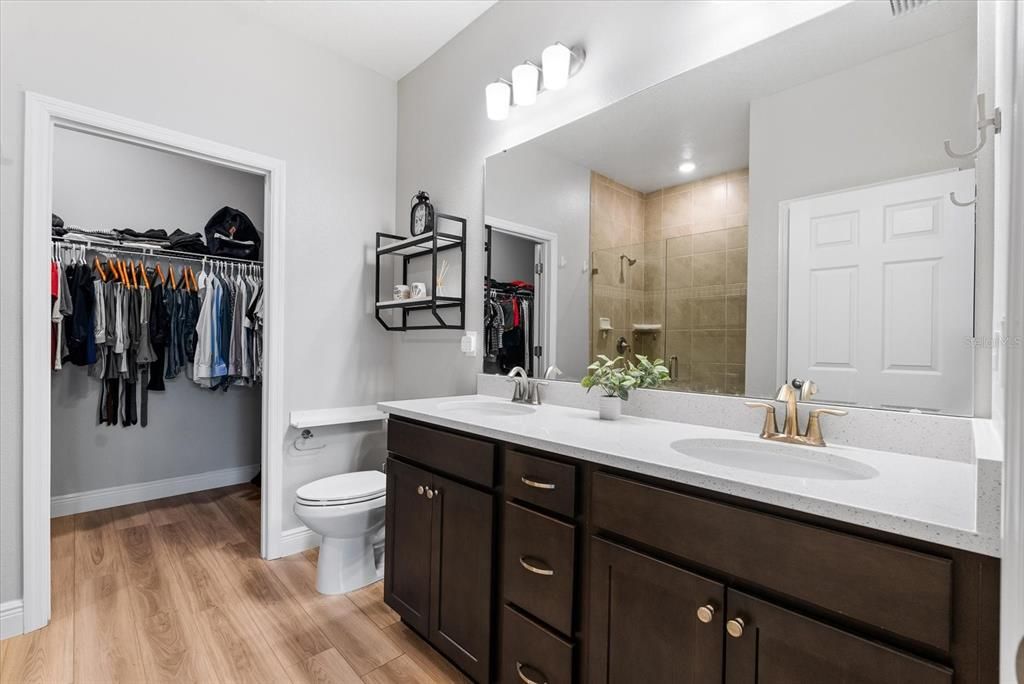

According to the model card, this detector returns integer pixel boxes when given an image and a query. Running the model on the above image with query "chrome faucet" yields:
[507,366,562,405]
[746,378,847,447]
[506,366,529,403]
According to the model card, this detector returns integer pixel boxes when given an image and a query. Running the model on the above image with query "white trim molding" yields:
[484,215,559,374]
[21,92,287,634]
[279,525,322,558]
[50,465,260,519]
[0,600,25,640]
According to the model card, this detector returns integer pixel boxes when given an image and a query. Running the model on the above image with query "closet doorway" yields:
[484,216,557,377]
[20,93,286,634]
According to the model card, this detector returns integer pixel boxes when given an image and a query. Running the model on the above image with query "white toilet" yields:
[293,470,387,595]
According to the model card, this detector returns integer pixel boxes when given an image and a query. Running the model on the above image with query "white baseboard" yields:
[0,600,24,640]
[50,464,260,518]
[279,525,320,558]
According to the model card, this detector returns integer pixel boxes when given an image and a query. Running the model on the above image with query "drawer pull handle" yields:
[519,556,554,576]
[696,604,715,624]
[521,476,556,490]
[516,661,548,684]
[726,617,745,638]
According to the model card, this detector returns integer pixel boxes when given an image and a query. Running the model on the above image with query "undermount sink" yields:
[671,438,879,481]
[437,400,536,417]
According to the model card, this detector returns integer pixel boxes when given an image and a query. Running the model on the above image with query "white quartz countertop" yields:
[378,395,1000,557]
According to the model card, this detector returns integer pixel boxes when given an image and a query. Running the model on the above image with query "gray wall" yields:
[50,129,264,497]
[485,144,591,380]
[1,1,397,605]
[489,231,535,286]
[745,28,977,397]
[393,0,844,400]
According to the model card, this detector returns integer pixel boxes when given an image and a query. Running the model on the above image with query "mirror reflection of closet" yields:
[50,127,265,543]
[484,226,541,377]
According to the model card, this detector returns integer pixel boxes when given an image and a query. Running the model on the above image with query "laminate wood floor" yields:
[0,484,470,684]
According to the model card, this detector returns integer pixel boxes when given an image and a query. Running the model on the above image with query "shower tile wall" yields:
[649,170,748,394]
[589,169,748,395]
[590,172,646,362]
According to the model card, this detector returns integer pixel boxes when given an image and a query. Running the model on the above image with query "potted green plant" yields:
[581,354,670,420]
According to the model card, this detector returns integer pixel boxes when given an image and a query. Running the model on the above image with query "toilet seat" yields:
[296,471,386,507]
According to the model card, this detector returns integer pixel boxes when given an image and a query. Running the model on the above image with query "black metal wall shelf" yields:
[375,212,466,331]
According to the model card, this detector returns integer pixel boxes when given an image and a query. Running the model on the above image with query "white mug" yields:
[410,282,427,299]
[393,284,411,300]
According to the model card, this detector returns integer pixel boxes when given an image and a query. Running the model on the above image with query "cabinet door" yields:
[724,589,953,684]
[429,474,494,683]
[589,538,725,683]
[383,457,434,635]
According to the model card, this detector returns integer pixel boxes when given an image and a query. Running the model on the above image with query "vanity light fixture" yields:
[541,42,573,90]
[486,79,512,121]
[678,161,696,174]
[485,43,585,121]
[512,62,540,106]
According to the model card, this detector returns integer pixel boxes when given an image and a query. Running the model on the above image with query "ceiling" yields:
[233,0,497,81]
[514,0,975,193]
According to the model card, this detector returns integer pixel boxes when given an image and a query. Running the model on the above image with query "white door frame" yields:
[484,215,558,375]
[20,93,287,634]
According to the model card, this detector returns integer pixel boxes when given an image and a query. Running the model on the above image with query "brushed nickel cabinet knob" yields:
[696,604,715,624]
[416,485,424,495]
[425,487,434,499]
[726,617,745,638]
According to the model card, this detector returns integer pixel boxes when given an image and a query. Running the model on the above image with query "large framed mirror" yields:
[483,0,987,416]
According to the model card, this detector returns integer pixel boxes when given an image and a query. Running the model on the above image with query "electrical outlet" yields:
[461,331,478,356]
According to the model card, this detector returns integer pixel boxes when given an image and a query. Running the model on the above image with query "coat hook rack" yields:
[949,191,976,207]
[944,93,1001,160]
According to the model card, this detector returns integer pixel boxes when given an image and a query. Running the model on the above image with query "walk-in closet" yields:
[48,127,266,545]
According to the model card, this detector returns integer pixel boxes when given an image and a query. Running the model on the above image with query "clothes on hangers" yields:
[484,278,535,375]
[52,241,264,429]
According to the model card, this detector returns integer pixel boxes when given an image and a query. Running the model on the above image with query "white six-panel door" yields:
[786,169,976,414]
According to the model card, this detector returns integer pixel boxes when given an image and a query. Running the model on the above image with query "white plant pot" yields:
[598,396,622,420]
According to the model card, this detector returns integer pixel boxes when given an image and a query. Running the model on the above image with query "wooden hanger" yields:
[93,256,107,282]
[137,261,150,289]
[130,260,138,289]
[154,262,165,285]
[168,263,177,290]
[188,266,199,291]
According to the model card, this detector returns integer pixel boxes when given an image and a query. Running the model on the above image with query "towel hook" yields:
[944,93,1002,160]
[949,191,976,207]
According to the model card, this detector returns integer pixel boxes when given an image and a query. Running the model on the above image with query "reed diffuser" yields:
[436,258,450,296]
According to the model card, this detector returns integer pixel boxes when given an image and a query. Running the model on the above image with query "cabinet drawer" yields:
[387,418,495,488]
[505,449,576,517]
[502,605,573,684]
[503,502,576,636]
[591,472,953,652]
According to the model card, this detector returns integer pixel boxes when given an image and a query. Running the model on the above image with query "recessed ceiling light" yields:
[678,161,696,173]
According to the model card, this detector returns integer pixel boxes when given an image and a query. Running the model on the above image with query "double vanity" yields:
[379,393,1000,684]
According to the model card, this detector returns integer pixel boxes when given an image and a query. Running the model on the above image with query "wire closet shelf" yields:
[51,233,264,269]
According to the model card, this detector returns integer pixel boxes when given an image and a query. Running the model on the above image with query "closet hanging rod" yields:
[51,235,263,267]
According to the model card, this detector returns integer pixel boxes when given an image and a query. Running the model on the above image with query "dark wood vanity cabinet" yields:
[724,590,953,684]
[383,417,999,684]
[384,420,496,683]
[588,538,725,683]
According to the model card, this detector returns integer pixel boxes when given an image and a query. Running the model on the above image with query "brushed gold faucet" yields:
[745,379,847,447]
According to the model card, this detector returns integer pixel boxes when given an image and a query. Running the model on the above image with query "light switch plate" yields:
[461,331,478,356]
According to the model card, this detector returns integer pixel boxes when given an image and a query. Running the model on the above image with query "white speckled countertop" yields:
[379,395,1001,557]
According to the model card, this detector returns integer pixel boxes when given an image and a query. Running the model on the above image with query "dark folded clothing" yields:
[168,229,209,254]
[115,228,169,241]
[52,213,64,228]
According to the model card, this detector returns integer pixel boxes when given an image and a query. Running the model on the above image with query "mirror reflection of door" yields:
[785,169,976,414]
[485,226,543,377]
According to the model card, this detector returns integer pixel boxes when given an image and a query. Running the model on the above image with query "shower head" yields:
[620,254,637,266]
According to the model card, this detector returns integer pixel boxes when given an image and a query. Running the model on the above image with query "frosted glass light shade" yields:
[542,43,572,90]
[512,63,539,106]
[485,81,511,121]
